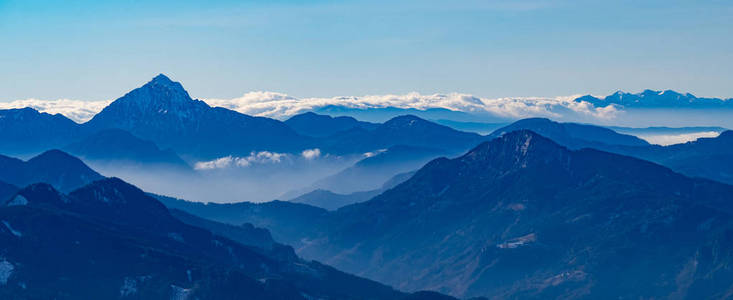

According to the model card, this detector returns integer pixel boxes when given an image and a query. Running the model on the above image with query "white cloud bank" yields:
[0,98,112,123]
[301,148,321,160]
[1,92,618,123]
[194,151,288,170]
[635,131,721,146]
[195,148,323,170]
[204,92,619,120]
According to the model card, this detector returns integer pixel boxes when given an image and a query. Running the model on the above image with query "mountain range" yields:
[488,118,649,148]
[0,108,82,156]
[0,149,103,193]
[484,118,733,186]
[288,171,415,210]
[4,74,733,299]
[609,131,733,185]
[288,189,382,211]
[85,75,312,160]
[308,145,447,194]
[168,130,733,299]
[285,112,379,137]
[575,89,733,109]
[0,74,487,162]
[313,114,485,156]
[0,74,494,204]
[0,174,461,299]
[64,129,191,170]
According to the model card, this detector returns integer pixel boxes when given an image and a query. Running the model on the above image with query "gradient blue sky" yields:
[1,0,732,101]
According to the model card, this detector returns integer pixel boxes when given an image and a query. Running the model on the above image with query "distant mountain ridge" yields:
[576,89,733,108]
[0,107,82,156]
[288,189,381,211]
[488,118,649,148]
[64,129,191,170]
[319,115,485,155]
[285,112,379,137]
[606,130,733,185]
[288,171,415,210]
[487,118,733,186]
[0,180,18,203]
[0,150,103,192]
[1,75,489,164]
[309,144,447,194]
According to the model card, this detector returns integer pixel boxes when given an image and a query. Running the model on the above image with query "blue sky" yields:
[1,0,732,101]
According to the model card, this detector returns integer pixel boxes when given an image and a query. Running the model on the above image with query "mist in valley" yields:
[83,153,368,203]
[76,108,733,203]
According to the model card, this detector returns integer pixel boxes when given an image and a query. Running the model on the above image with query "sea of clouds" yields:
[204,92,619,120]
[0,98,112,123]
[0,92,617,123]
[635,131,721,146]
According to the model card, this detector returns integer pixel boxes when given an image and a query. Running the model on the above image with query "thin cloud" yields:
[194,151,288,170]
[301,148,321,160]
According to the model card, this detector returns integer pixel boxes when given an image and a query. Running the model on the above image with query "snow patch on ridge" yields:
[1,221,22,237]
[6,195,28,206]
[0,259,14,285]
[120,277,138,297]
[170,285,192,300]
[497,233,536,249]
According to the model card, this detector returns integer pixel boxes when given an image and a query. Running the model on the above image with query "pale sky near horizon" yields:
[1,0,732,101]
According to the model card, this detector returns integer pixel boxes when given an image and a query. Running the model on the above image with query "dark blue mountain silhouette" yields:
[0,75,487,168]
[288,170,416,210]
[320,114,485,155]
[159,197,330,246]
[576,89,733,108]
[0,178,452,299]
[0,180,17,203]
[0,108,82,156]
[491,118,733,186]
[0,150,103,192]
[285,112,379,137]
[169,130,733,299]
[309,144,446,194]
[488,117,649,148]
[64,128,191,170]
[288,189,379,211]
[84,74,311,159]
[606,130,733,185]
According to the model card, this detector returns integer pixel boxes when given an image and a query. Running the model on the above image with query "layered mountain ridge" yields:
[170,130,733,299]
[0,176,456,299]
[575,89,733,108]
[85,74,310,159]
[488,117,649,148]
[0,149,103,192]
[490,118,733,186]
